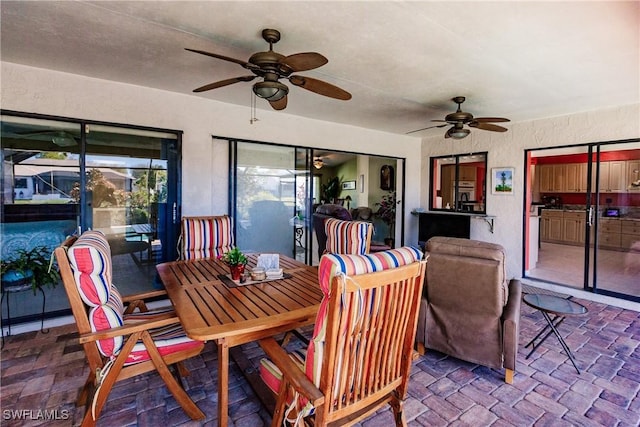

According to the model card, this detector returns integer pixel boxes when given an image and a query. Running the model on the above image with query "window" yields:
[430,152,487,214]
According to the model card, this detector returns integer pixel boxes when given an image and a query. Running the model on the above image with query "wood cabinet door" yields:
[608,161,626,192]
[459,165,476,181]
[539,165,553,192]
[565,163,580,192]
[563,217,585,244]
[552,164,565,192]
[542,215,563,241]
[627,160,640,189]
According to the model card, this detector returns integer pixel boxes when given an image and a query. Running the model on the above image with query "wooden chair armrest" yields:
[259,337,325,407]
[78,315,180,344]
[121,289,168,303]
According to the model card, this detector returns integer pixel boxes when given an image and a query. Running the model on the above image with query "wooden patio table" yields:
[156,253,322,427]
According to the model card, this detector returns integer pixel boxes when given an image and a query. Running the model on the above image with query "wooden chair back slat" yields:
[319,261,425,423]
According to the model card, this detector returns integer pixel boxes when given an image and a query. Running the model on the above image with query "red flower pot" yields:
[230,264,245,281]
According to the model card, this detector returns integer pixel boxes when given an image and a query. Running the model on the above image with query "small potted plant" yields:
[218,247,248,281]
[375,192,398,247]
[0,246,60,294]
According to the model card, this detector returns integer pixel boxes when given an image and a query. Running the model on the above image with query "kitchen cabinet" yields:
[537,160,640,193]
[538,164,565,192]
[440,165,455,208]
[564,163,588,193]
[627,160,640,190]
[541,210,563,242]
[563,211,586,244]
[621,220,640,249]
[599,161,626,192]
[459,165,476,182]
[598,218,622,249]
[541,211,639,251]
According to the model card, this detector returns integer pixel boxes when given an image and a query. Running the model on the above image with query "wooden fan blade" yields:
[469,122,509,132]
[472,117,510,123]
[269,96,288,110]
[289,75,351,100]
[193,76,255,92]
[281,52,328,72]
[405,124,448,134]
[185,48,257,70]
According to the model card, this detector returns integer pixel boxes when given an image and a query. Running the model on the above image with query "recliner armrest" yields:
[502,279,521,371]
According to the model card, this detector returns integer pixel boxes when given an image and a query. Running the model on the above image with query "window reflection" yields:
[431,152,487,214]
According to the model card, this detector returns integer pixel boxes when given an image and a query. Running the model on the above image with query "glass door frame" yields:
[223,135,407,265]
[524,138,640,303]
[1,110,183,284]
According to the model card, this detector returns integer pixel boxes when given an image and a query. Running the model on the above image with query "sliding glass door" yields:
[526,140,640,302]
[589,143,640,298]
[82,124,180,295]
[231,142,303,261]
[228,139,406,265]
[1,113,181,323]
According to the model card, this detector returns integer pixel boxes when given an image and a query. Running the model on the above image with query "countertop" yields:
[540,208,640,221]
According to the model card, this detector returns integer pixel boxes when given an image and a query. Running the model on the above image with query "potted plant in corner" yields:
[218,247,248,281]
[321,176,341,204]
[375,192,398,247]
[0,246,60,294]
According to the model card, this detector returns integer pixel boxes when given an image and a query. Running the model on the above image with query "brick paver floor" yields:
[1,296,639,426]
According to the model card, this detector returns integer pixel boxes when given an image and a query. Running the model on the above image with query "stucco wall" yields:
[1,61,423,246]
[3,62,638,279]
[421,104,640,279]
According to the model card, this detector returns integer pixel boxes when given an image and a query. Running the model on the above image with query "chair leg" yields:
[77,370,96,407]
[505,369,514,384]
[141,332,204,420]
[82,335,138,427]
[176,361,190,378]
[390,395,407,427]
[270,379,290,427]
[416,342,426,355]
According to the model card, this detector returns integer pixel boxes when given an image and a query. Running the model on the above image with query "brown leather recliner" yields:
[416,237,521,384]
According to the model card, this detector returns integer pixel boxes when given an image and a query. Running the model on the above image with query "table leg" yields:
[540,311,581,374]
[525,315,565,359]
[217,338,229,427]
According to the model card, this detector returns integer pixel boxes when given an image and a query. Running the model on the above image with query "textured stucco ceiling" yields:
[1,1,638,137]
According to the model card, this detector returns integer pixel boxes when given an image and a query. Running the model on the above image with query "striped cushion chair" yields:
[54,231,205,426]
[258,247,427,427]
[323,217,373,255]
[179,215,234,260]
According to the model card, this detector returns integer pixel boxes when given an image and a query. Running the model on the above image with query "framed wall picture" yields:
[342,180,356,190]
[380,165,394,190]
[491,167,515,195]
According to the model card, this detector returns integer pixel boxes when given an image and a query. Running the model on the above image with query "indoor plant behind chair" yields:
[1,245,60,342]
[375,192,398,247]
[0,246,60,294]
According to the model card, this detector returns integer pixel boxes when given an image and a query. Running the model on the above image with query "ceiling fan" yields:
[313,157,324,169]
[407,96,510,139]
[185,28,352,111]
[16,130,78,146]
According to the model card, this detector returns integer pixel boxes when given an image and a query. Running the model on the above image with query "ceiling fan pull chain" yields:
[250,92,259,125]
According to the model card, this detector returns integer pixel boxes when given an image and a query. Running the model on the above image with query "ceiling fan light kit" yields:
[253,80,288,101]
[313,158,324,169]
[186,28,351,110]
[447,127,470,139]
